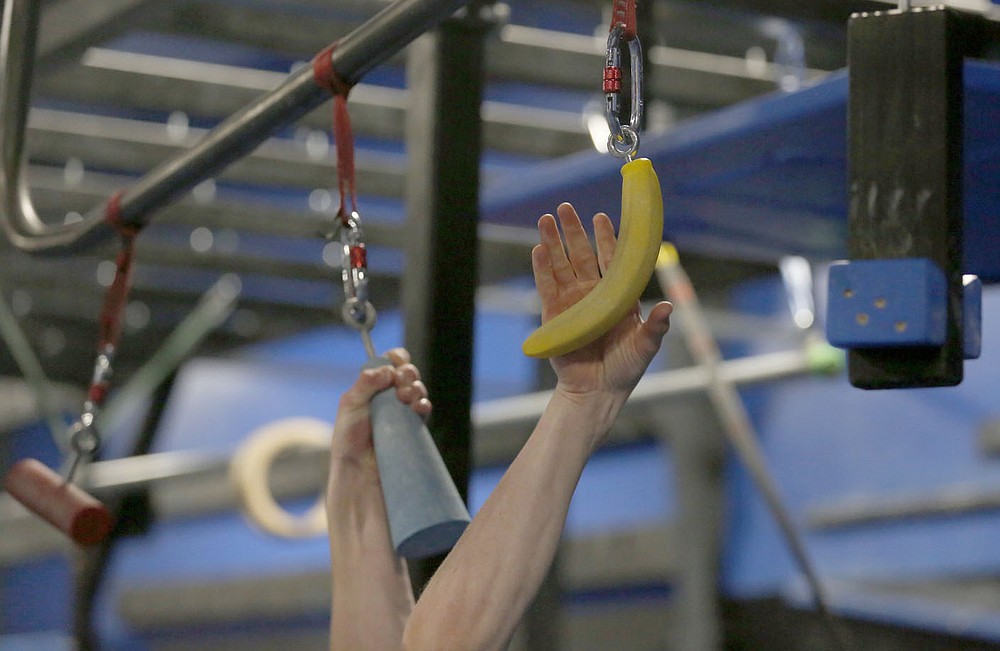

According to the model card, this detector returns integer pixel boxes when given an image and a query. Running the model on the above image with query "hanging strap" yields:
[91,190,141,405]
[312,43,358,224]
[610,0,637,41]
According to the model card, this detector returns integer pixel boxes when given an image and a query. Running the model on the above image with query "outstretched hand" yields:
[532,202,673,398]
[330,348,431,475]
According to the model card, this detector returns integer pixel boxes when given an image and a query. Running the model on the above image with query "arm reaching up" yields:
[402,202,672,651]
[327,348,431,651]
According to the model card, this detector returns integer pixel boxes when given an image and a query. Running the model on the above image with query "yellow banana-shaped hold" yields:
[522,158,663,358]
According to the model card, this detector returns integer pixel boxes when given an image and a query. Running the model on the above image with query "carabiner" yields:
[336,211,376,332]
[604,23,643,161]
[63,342,115,481]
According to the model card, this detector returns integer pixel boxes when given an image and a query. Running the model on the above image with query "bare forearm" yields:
[402,389,623,651]
[329,464,414,651]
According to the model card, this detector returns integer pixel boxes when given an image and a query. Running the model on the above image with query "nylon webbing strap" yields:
[91,190,141,405]
[312,43,358,223]
[610,0,637,40]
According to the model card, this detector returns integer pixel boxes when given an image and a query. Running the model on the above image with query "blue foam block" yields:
[827,258,947,348]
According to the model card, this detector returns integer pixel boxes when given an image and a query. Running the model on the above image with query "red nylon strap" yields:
[333,95,357,221]
[312,44,354,96]
[98,191,140,351]
[610,0,637,40]
[312,44,357,223]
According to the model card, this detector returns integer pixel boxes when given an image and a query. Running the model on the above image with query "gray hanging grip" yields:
[365,358,470,559]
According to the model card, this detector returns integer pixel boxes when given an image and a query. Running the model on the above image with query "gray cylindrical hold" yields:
[367,359,470,558]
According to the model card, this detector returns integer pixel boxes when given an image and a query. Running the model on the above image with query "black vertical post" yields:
[73,371,176,650]
[403,6,493,590]
[846,7,965,388]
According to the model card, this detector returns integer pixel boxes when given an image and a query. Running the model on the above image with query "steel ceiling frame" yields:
[0,0,471,253]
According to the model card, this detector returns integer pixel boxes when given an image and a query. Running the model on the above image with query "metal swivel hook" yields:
[331,211,377,359]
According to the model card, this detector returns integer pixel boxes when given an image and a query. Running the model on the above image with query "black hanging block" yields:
[844,6,968,389]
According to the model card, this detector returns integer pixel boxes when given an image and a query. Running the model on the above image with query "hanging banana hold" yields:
[522,159,663,358]
[523,0,662,358]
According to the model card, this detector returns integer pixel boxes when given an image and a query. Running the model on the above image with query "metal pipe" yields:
[0,282,66,447]
[97,274,242,441]
[0,0,469,254]
[0,348,824,506]
[0,347,826,564]
[473,347,825,433]
[655,251,851,650]
[809,485,1000,530]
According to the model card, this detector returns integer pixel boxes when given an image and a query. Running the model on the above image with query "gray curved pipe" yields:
[0,0,469,254]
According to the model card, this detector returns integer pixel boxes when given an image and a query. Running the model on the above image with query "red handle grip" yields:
[3,458,112,545]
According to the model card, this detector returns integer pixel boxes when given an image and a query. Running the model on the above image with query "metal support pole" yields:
[659,399,725,651]
[73,371,177,651]
[0,0,470,254]
[402,6,492,589]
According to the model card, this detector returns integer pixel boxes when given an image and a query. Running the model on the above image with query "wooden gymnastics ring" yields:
[229,417,331,538]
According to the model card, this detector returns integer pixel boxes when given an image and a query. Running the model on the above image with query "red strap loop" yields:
[610,0,637,41]
[99,191,140,352]
[333,95,357,221]
[312,44,358,223]
[312,44,354,97]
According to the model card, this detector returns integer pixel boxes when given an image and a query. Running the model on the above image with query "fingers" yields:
[537,213,575,286]
[393,364,432,417]
[531,244,558,319]
[593,212,616,275]
[384,347,411,366]
[385,348,432,417]
[537,204,604,287]
[338,348,432,417]
[339,365,396,411]
[556,203,601,282]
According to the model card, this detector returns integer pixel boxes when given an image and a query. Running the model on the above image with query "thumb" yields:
[637,301,673,356]
[339,365,395,412]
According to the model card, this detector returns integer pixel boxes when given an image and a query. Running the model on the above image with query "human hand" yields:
[330,348,431,476]
[532,202,672,399]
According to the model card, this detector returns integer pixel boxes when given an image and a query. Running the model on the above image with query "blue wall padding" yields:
[0,557,72,635]
[467,442,676,538]
[483,61,1000,281]
[826,258,947,348]
[725,285,1000,604]
[5,285,998,645]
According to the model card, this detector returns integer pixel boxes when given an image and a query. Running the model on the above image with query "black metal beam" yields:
[402,6,493,589]
[1,0,471,253]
